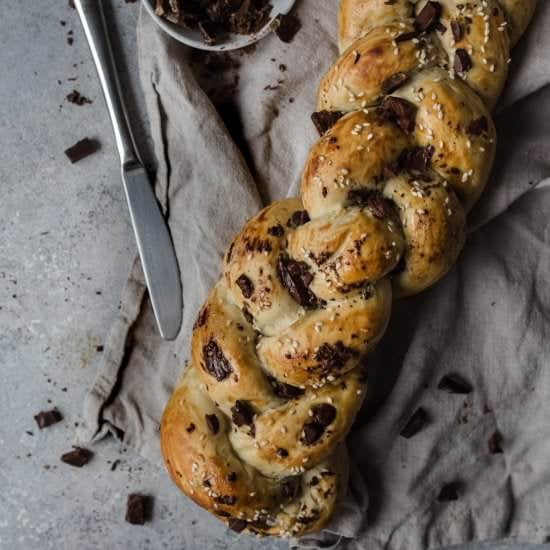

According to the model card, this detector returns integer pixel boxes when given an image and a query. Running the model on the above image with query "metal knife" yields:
[75,0,182,340]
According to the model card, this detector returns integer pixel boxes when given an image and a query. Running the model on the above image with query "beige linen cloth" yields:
[78,2,550,548]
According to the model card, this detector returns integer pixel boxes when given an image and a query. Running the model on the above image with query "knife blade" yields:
[75,0,182,340]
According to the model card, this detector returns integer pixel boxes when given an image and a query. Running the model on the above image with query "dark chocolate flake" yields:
[203,340,233,381]
[268,224,285,237]
[231,400,255,427]
[437,374,472,394]
[205,414,220,435]
[276,447,289,458]
[381,96,417,134]
[267,375,305,399]
[311,111,344,136]
[228,518,247,532]
[276,255,318,308]
[34,409,63,429]
[64,137,100,163]
[381,72,409,95]
[301,421,325,445]
[186,423,196,433]
[395,30,419,43]
[60,446,94,467]
[451,20,464,41]
[400,407,429,439]
[236,274,254,299]
[415,1,442,33]
[287,210,310,228]
[312,404,336,426]
[125,494,150,525]
[454,48,472,73]
[467,116,488,136]
[271,13,301,43]
[314,342,356,372]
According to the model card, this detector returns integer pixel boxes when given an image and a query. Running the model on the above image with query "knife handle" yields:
[74,0,139,168]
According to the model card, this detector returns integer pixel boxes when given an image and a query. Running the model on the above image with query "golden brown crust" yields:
[161,0,537,538]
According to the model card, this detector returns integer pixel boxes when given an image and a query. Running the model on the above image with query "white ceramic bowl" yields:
[142,0,297,51]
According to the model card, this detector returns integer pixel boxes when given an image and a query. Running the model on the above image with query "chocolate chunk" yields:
[311,110,344,135]
[66,90,92,106]
[451,20,464,41]
[488,431,504,454]
[34,409,63,429]
[236,274,254,299]
[437,374,472,394]
[205,414,220,435]
[276,447,289,458]
[415,1,442,33]
[226,472,238,482]
[228,518,248,533]
[287,210,310,228]
[276,255,318,308]
[435,22,446,33]
[60,446,94,467]
[467,116,488,136]
[229,0,272,35]
[64,137,100,163]
[198,20,224,44]
[267,375,305,399]
[312,404,336,426]
[437,482,461,502]
[194,306,209,329]
[395,30,419,43]
[271,13,301,43]
[242,307,254,325]
[314,342,356,372]
[300,421,325,445]
[231,400,255,427]
[381,72,409,95]
[399,145,434,174]
[203,340,233,381]
[367,195,394,219]
[186,423,196,433]
[454,48,472,73]
[310,476,319,486]
[400,407,429,439]
[125,494,149,525]
[381,96,417,133]
[215,495,236,505]
[268,224,285,237]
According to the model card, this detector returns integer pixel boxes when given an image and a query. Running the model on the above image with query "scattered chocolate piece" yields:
[488,431,504,454]
[276,447,289,458]
[25,430,34,436]
[301,421,325,445]
[236,274,254,299]
[400,407,429,439]
[34,409,63,429]
[110,459,121,471]
[437,482,461,502]
[125,494,150,525]
[67,36,74,45]
[61,446,94,467]
[347,189,394,219]
[271,13,301,43]
[202,340,233,381]
[231,400,255,427]
[454,48,472,73]
[467,116,488,136]
[311,110,344,136]
[415,1,442,32]
[96,345,104,352]
[228,518,247,533]
[66,90,92,106]
[287,210,310,228]
[399,145,434,174]
[186,423,196,433]
[381,72,409,95]
[64,137,100,164]
[451,20,464,42]
[276,255,318,308]
[205,414,220,435]
[395,30,419,43]
[437,373,472,394]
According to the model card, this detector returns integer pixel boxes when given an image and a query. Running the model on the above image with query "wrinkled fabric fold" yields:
[79,2,550,548]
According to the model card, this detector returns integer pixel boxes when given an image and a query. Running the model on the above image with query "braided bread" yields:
[161,0,536,538]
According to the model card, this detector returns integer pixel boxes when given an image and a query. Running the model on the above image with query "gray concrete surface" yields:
[0,2,546,550]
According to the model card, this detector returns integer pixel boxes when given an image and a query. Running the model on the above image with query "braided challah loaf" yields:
[161,0,536,538]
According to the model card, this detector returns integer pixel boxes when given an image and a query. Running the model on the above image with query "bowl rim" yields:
[141,0,297,52]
